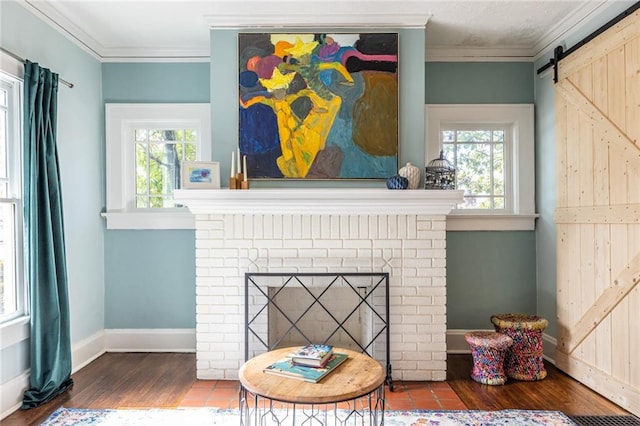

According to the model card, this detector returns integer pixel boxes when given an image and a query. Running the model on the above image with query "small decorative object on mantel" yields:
[386,174,408,190]
[229,149,250,190]
[398,162,420,189]
[425,151,456,190]
[181,161,220,189]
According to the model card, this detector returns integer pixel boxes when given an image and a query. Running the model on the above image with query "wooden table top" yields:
[238,347,385,404]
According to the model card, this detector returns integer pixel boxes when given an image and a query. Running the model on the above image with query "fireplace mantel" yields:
[174,188,463,215]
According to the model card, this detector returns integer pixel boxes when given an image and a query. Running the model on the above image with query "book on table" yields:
[263,352,348,383]
[289,344,333,367]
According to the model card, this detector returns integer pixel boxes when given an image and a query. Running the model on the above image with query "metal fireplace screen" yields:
[245,272,392,389]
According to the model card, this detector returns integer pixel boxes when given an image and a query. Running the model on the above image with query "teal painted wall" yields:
[102,62,210,103]
[427,62,537,330]
[104,231,195,328]
[426,62,534,104]
[534,1,637,336]
[447,232,537,328]
[0,1,103,383]
[102,62,208,328]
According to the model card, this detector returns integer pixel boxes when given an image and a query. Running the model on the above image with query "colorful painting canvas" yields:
[239,33,399,180]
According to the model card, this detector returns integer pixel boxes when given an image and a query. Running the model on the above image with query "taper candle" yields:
[243,155,248,182]
[231,151,235,177]
[237,148,241,173]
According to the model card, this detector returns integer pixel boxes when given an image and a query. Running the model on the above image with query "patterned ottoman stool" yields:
[490,313,548,381]
[464,331,513,385]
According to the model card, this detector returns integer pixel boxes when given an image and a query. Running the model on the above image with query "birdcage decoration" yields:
[424,150,456,190]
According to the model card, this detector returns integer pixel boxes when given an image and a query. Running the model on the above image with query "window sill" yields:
[1,316,30,349]
[101,211,195,230]
[446,213,539,231]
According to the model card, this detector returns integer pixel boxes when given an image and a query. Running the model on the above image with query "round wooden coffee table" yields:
[239,347,385,426]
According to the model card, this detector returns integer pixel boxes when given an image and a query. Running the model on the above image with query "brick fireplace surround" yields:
[174,188,463,382]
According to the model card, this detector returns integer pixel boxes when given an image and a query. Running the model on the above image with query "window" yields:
[441,125,510,210]
[0,71,26,324]
[104,104,211,229]
[426,104,536,231]
[134,128,197,209]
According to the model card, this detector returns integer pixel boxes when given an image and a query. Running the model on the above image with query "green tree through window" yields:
[135,129,197,208]
[442,127,507,210]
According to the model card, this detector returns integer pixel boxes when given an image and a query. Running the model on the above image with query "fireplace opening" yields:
[245,272,392,385]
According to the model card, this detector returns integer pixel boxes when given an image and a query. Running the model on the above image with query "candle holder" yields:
[229,177,238,190]
[241,180,250,190]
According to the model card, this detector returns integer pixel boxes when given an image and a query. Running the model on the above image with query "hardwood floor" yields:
[3,353,630,425]
[446,355,630,416]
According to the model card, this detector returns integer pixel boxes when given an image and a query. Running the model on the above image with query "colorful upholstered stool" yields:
[464,331,513,385]
[490,313,548,381]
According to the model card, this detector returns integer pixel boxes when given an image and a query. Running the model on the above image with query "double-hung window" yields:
[426,104,536,231]
[0,70,26,325]
[104,104,211,229]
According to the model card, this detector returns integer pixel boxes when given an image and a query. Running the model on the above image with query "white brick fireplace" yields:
[174,188,462,381]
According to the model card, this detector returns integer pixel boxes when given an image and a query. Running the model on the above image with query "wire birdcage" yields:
[424,151,456,190]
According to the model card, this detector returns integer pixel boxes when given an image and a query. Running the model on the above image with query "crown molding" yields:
[532,0,609,60]
[20,0,102,60]
[205,1,431,29]
[204,13,431,29]
[426,46,534,62]
[99,47,210,63]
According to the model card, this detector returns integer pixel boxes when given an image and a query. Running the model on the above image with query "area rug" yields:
[41,407,577,425]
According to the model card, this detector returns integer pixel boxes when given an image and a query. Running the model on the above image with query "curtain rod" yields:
[1,47,74,88]
[537,1,640,83]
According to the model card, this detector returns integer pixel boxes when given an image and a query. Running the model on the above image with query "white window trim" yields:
[104,103,211,230]
[426,104,538,231]
[0,51,29,337]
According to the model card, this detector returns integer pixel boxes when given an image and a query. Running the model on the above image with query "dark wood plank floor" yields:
[3,353,630,425]
[446,354,630,416]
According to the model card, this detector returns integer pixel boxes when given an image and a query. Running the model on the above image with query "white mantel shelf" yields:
[174,188,464,216]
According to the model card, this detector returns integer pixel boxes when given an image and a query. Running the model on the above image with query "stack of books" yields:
[263,344,348,383]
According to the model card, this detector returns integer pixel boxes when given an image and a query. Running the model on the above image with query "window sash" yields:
[440,123,512,212]
[134,133,197,209]
[0,72,26,324]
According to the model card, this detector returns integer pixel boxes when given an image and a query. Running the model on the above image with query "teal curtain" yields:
[21,60,73,409]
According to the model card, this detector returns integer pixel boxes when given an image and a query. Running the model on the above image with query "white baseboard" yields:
[105,329,196,352]
[72,331,106,373]
[446,329,557,364]
[0,371,29,420]
[447,329,481,354]
[541,333,557,365]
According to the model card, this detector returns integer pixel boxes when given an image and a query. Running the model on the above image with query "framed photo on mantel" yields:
[238,32,399,181]
[181,161,220,189]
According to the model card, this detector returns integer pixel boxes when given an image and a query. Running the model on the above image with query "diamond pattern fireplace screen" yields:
[245,272,392,389]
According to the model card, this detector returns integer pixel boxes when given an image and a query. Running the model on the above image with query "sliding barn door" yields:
[554,9,640,416]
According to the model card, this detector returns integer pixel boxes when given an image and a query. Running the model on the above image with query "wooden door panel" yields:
[554,9,640,417]
[558,14,638,81]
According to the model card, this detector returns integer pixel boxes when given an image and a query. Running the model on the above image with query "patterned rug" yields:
[41,407,577,425]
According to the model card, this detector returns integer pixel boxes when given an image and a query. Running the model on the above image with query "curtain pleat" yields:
[21,60,73,410]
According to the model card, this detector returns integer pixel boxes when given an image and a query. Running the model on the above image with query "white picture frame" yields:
[181,161,220,189]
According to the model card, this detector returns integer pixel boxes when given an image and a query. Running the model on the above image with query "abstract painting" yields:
[238,33,398,180]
